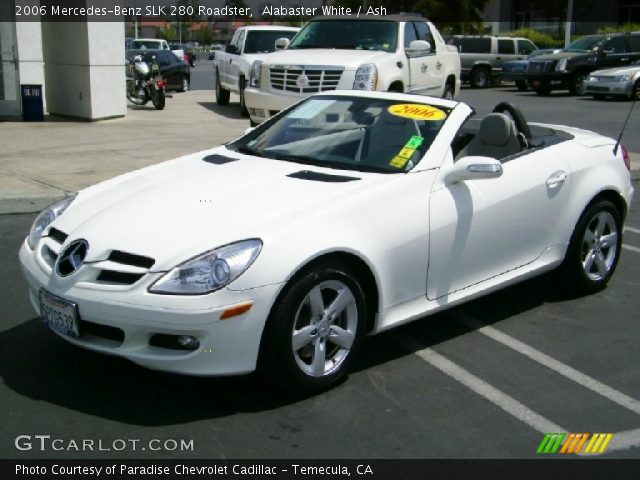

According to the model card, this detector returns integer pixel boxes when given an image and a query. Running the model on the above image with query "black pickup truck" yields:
[525,32,640,95]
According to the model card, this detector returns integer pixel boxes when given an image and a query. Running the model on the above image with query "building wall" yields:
[15,21,45,112]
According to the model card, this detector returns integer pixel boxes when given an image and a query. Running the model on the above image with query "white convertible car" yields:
[19,91,633,392]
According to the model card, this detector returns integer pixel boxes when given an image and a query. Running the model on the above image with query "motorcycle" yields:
[126,54,166,110]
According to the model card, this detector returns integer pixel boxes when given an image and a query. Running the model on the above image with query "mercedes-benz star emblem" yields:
[55,239,89,277]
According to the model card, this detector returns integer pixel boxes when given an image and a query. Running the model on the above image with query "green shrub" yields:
[502,28,562,49]
[597,23,640,34]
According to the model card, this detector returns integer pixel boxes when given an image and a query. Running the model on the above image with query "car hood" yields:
[53,147,385,271]
[534,50,590,61]
[264,48,391,68]
[590,65,640,76]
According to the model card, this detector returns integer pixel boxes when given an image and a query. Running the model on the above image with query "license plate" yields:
[39,289,80,338]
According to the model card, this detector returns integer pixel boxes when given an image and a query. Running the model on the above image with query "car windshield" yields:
[228,96,450,174]
[288,21,398,52]
[131,40,162,49]
[244,30,298,53]
[566,35,604,52]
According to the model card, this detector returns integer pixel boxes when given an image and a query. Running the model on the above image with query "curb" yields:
[0,193,67,215]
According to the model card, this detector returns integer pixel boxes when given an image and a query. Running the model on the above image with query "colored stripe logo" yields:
[537,433,613,454]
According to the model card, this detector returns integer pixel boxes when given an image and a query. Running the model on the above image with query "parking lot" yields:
[0,65,639,459]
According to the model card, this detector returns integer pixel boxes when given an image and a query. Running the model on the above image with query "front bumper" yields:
[584,78,634,97]
[244,88,303,124]
[19,239,284,376]
[525,72,572,91]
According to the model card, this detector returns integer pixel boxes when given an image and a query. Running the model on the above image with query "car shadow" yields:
[0,272,582,427]
[197,101,245,121]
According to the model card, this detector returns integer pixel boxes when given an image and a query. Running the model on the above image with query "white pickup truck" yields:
[213,25,300,116]
[245,15,461,125]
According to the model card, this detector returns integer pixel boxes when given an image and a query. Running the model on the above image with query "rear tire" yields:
[179,76,189,92]
[442,83,454,100]
[470,67,490,88]
[558,199,622,294]
[515,80,527,91]
[259,261,367,394]
[239,77,249,117]
[215,68,230,105]
[152,91,165,110]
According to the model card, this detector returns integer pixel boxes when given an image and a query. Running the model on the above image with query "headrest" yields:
[478,113,514,146]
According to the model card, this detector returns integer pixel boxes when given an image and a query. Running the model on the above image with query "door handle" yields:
[421,63,428,73]
[496,56,502,60]
[436,61,442,70]
[620,57,629,62]
[546,171,567,187]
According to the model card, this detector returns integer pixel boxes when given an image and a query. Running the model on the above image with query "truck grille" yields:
[527,60,556,73]
[269,66,344,94]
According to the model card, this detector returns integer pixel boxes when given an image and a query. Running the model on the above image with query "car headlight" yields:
[555,58,568,71]
[353,64,378,90]
[27,195,76,249]
[149,239,262,295]
[615,73,636,82]
[249,61,263,88]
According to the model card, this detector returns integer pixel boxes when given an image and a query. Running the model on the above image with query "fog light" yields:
[177,336,200,349]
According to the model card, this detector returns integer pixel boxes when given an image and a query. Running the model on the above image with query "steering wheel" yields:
[492,102,532,141]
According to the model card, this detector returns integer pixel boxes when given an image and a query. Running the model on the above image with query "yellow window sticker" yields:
[390,155,410,169]
[388,104,447,121]
[397,147,416,160]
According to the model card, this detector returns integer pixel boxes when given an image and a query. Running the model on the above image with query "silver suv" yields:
[445,35,538,88]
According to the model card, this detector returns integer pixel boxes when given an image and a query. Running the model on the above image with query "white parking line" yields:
[607,427,640,453]
[622,244,640,254]
[624,226,640,234]
[452,311,640,417]
[394,334,565,434]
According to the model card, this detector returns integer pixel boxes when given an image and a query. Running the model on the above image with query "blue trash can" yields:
[21,84,44,121]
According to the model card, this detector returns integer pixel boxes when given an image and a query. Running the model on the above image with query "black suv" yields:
[526,32,640,95]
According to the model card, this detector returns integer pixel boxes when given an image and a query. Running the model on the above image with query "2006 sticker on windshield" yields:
[388,104,447,121]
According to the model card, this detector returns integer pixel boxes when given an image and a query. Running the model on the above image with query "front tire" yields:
[630,80,640,101]
[152,91,165,110]
[569,73,587,95]
[260,262,367,394]
[559,199,622,294]
[471,67,490,88]
[215,68,230,105]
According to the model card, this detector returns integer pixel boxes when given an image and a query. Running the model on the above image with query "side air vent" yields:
[48,227,68,244]
[96,270,145,285]
[203,154,239,165]
[287,170,360,183]
[108,250,155,269]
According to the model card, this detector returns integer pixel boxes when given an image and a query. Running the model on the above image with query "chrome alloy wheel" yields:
[580,211,618,281]
[291,280,358,377]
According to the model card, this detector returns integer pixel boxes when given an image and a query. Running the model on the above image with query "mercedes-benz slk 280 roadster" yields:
[19,91,634,392]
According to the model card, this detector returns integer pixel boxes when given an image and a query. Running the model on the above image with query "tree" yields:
[196,25,214,45]
[335,0,492,33]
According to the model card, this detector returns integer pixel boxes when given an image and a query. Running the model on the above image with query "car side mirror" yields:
[406,40,431,57]
[225,44,239,54]
[445,156,503,184]
[275,38,290,50]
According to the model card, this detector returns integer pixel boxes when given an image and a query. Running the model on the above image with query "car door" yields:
[405,22,441,95]
[426,142,573,300]
[599,36,631,68]
[496,39,520,73]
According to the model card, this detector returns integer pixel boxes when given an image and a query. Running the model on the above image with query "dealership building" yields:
[0,0,125,120]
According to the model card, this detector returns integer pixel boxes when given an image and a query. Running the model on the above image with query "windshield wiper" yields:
[289,44,322,49]
[270,153,339,168]
[227,145,269,158]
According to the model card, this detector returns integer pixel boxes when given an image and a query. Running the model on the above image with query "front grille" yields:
[591,76,617,83]
[269,66,344,93]
[587,86,609,92]
[527,60,556,73]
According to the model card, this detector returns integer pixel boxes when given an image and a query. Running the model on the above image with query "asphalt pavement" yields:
[1,195,639,459]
